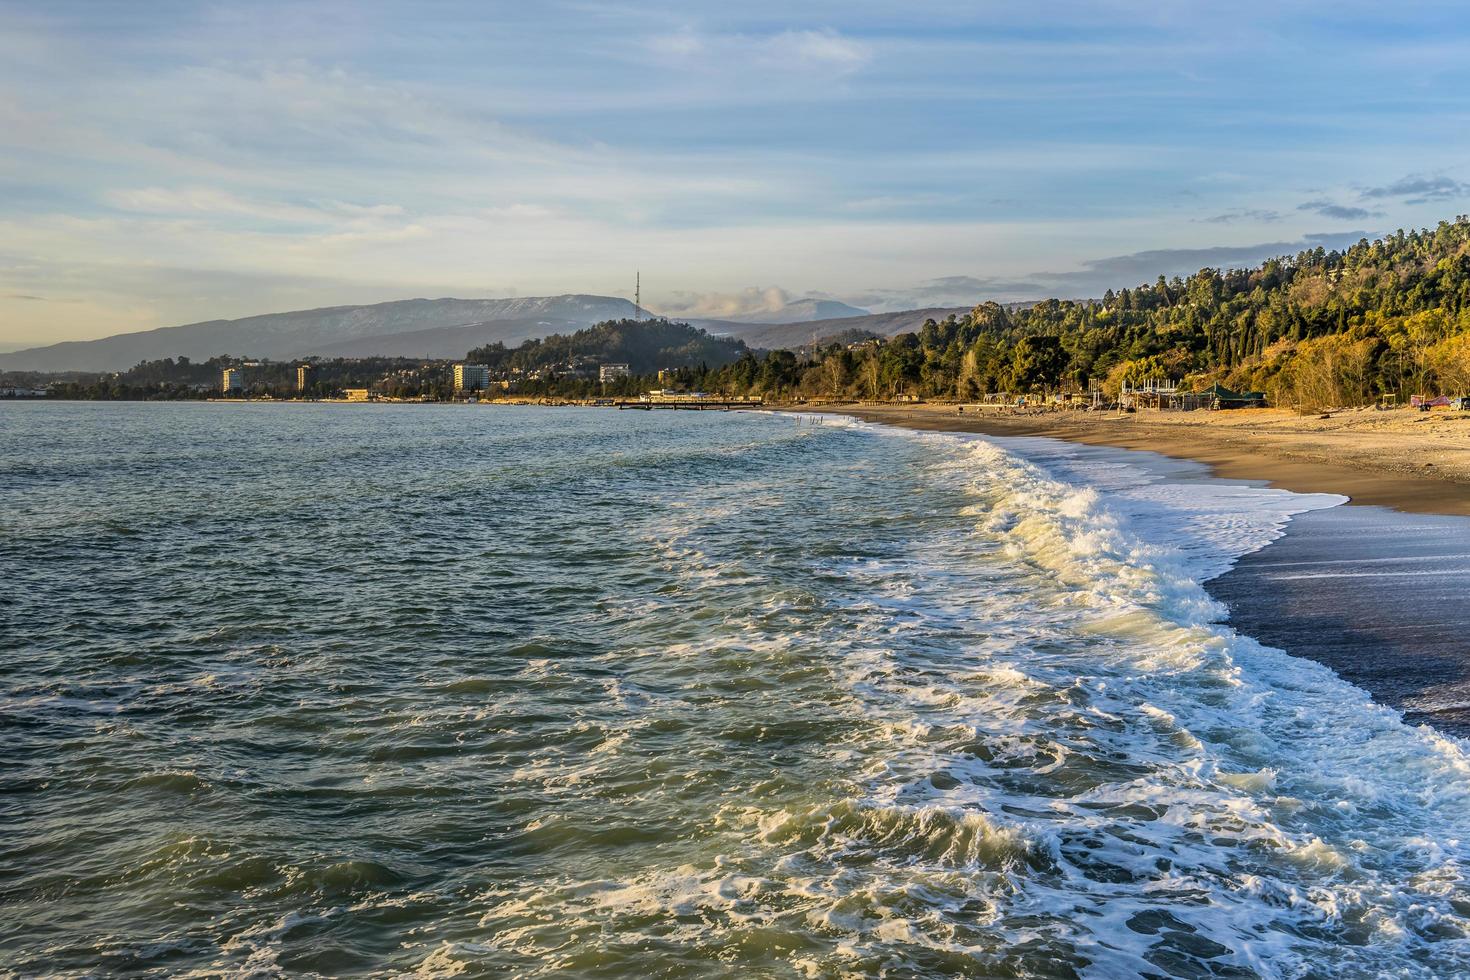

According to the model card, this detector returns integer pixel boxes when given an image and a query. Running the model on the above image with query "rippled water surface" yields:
[5,402,1470,977]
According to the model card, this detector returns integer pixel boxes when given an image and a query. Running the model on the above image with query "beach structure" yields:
[1412,394,1455,409]
[454,363,490,392]
[1119,378,1237,411]
[618,389,761,409]
[221,368,243,393]
[344,388,372,402]
[640,388,708,402]
[1198,383,1266,409]
[1120,378,1178,410]
[618,393,762,410]
[600,363,631,383]
[296,364,314,391]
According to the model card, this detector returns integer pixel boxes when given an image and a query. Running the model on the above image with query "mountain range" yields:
[719,307,973,349]
[0,296,636,373]
[0,294,966,372]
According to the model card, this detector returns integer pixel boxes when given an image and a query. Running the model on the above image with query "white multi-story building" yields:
[454,363,490,392]
[599,363,630,383]
[221,368,244,393]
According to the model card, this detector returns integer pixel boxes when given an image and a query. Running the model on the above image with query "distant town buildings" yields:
[344,388,372,402]
[454,363,490,392]
[599,363,630,383]
[221,368,243,393]
[296,364,314,391]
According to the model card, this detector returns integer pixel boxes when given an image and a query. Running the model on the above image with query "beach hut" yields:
[1199,383,1266,409]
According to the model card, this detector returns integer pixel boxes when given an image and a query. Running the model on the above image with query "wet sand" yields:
[806,404,1470,517]
[1211,504,1470,737]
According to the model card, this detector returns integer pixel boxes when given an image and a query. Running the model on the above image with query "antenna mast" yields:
[635,270,642,320]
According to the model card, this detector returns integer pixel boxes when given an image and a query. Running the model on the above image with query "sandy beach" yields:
[804,404,1470,517]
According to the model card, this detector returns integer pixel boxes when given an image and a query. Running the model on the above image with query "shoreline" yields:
[792,403,1470,518]
[793,402,1470,737]
[1210,505,1470,737]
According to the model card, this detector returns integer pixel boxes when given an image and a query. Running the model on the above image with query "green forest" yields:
[466,318,747,375]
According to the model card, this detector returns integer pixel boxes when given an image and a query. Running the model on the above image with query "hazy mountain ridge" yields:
[713,307,973,349]
[1,293,964,371]
[1,295,637,372]
[306,316,608,359]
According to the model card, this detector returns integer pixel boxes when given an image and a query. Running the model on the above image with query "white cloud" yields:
[645,26,870,78]
[104,186,325,224]
[765,29,870,72]
[657,286,798,318]
[290,223,433,250]
[647,28,705,59]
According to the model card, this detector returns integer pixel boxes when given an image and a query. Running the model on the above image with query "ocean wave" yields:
[836,426,1470,975]
[9,405,1470,977]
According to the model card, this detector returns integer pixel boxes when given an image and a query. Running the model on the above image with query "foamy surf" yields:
[743,419,1470,976]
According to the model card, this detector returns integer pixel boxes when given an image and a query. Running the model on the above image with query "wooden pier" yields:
[615,399,764,411]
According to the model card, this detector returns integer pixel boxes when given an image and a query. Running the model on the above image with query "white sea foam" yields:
[826,423,1470,974]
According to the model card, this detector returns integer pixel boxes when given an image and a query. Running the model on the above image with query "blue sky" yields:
[3,0,1470,346]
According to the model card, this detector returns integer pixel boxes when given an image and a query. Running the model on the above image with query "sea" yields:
[5,401,1470,978]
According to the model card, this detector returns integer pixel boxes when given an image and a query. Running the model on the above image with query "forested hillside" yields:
[693,217,1470,409]
[467,319,747,375]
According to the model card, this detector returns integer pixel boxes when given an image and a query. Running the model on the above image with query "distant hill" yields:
[710,307,973,350]
[469,318,747,374]
[1,295,635,372]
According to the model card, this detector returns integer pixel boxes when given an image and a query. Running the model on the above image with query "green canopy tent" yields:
[1198,383,1266,409]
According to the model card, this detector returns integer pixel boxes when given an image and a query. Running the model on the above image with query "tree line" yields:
[671,217,1470,409]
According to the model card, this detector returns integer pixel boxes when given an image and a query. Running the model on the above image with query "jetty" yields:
[615,397,763,411]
